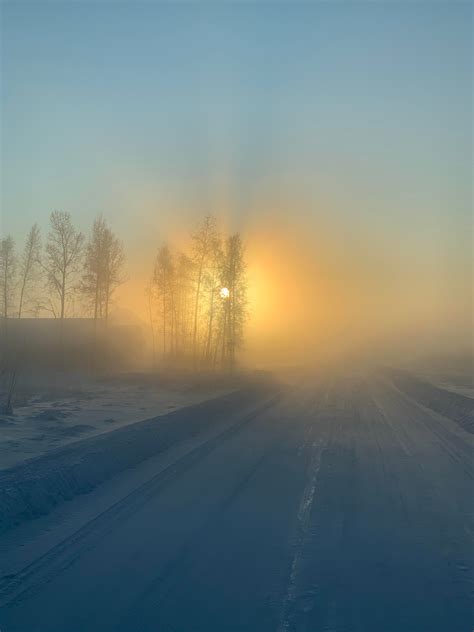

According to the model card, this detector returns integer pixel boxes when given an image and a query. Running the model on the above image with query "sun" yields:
[220,287,230,299]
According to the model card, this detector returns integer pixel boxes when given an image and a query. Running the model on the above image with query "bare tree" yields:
[81,216,125,322]
[102,226,126,323]
[153,245,174,355]
[17,224,42,318]
[173,252,194,356]
[145,282,157,368]
[0,236,17,319]
[82,216,107,320]
[202,237,223,364]
[190,216,218,364]
[147,222,248,371]
[43,211,84,320]
[220,234,247,372]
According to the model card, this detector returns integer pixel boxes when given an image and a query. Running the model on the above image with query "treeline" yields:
[149,216,247,372]
[0,211,125,321]
[1,213,249,371]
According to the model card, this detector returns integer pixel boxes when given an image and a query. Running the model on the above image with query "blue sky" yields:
[1,1,472,329]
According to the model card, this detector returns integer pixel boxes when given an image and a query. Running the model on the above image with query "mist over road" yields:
[0,373,472,632]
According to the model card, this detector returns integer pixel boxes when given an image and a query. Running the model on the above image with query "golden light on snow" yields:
[220,287,230,299]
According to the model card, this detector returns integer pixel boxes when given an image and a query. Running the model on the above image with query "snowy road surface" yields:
[0,374,472,631]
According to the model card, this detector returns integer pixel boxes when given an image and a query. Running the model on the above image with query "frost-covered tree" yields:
[190,216,219,363]
[153,245,175,355]
[172,252,194,356]
[101,226,126,322]
[219,234,247,372]
[17,224,41,318]
[148,221,248,371]
[43,211,84,320]
[82,216,107,320]
[82,216,125,322]
[202,237,223,364]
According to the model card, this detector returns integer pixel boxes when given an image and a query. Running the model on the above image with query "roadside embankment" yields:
[0,385,277,535]
[385,369,474,434]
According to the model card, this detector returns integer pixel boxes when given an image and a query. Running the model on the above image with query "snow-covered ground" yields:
[385,368,474,434]
[0,369,472,631]
[416,372,473,399]
[0,376,234,470]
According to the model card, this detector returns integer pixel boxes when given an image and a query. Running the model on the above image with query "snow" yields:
[385,368,474,434]
[0,376,234,470]
[0,383,276,535]
[0,369,472,631]
[416,373,474,399]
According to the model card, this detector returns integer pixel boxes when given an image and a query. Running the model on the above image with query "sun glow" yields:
[220,287,230,299]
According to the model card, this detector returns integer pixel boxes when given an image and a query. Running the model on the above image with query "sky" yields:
[1,1,472,364]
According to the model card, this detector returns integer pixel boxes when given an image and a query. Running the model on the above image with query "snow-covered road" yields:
[0,373,472,631]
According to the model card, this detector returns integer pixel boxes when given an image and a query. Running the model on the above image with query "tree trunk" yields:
[162,291,166,356]
[204,288,215,362]
[18,277,26,318]
[148,293,156,368]
[3,266,8,319]
[94,273,99,321]
[60,269,66,320]
[221,302,228,370]
[104,271,110,324]
[192,258,204,365]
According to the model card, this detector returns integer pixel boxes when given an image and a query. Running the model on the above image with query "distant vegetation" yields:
[0,213,248,373]
[0,211,125,322]
[148,216,248,372]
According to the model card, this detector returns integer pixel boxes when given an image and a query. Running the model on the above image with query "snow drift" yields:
[386,369,474,434]
[0,386,274,535]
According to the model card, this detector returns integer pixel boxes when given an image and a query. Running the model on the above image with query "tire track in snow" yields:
[380,378,474,479]
[0,394,282,608]
[277,432,326,632]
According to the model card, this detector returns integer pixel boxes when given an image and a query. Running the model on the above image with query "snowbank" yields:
[0,386,272,535]
[386,369,474,434]
[0,377,234,469]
